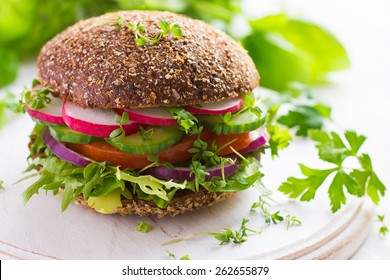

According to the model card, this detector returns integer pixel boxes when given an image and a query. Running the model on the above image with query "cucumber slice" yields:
[199,109,265,135]
[107,126,185,154]
[49,125,99,144]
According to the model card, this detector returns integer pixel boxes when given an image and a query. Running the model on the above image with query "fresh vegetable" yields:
[184,96,243,115]
[214,126,268,155]
[62,101,140,138]
[235,127,269,156]
[66,131,213,169]
[145,157,238,181]
[107,126,185,154]
[26,96,64,125]
[42,127,91,167]
[49,125,98,144]
[278,130,386,213]
[243,14,350,91]
[118,107,177,126]
[199,108,264,135]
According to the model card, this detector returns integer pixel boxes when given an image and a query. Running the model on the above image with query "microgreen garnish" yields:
[138,126,154,141]
[165,250,190,260]
[377,214,388,237]
[115,16,183,47]
[278,130,386,213]
[13,79,53,113]
[136,221,152,233]
[251,195,302,228]
[165,107,200,135]
[213,218,262,245]
[109,112,129,143]
[161,218,261,246]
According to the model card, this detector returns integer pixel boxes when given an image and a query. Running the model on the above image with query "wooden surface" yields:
[0,111,375,260]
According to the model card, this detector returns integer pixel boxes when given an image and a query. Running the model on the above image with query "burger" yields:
[20,11,268,218]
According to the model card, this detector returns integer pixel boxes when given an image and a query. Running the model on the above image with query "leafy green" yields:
[0,48,18,87]
[213,218,261,245]
[251,195,301,228]
[265,124,293,158]
[136,221,152,233]
[116,17,183,47]
[13,80,53,113]
[162,218,261,246]
[377,215,388,237]
[0,91,17,128]
[277,104,331,136]
[243,14,350,91]
[165,250,191,260]
[278,130,386,212]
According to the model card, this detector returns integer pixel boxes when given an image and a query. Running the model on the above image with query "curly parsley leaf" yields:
[278,130,386,212]
[277,103,331,136]
[266,124,293,158]
[279,164,336,202]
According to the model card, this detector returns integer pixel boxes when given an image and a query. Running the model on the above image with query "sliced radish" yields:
[237,126,269,155]
[26,96,65,125]
[145,157,238,181]
[62,101,140,138]
[43,127,92,167]
[117,107,177,126]
[184,96,243,115]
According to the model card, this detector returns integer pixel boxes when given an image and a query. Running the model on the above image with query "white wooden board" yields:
[0,113,375,260]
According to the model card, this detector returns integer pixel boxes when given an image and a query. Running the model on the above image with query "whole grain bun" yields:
[75,189,234,218]
[37,11,259,109]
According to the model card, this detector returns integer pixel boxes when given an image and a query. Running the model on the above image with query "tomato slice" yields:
[214,129,263,155]
[65,131,213,169]
[65,129,262,169]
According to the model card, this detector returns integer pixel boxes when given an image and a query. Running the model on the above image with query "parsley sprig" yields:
[278,130,386,212]
[116,16,183,47]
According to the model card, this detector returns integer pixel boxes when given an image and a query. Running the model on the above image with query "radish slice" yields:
[43,128,92,167]
[26,96,65,125]
[62,101,140,138]
[237,127,270,155]
[117,107,177,126]
[184,96,243,115]
[145,157,238,181]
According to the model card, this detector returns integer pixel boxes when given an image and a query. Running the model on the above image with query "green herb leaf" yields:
[159,19,171,34]
[265,124,293,157]
[171,23,183,38]
[0,48,18,87]
[279,164,336,202]
[243,14,350,91]
[137,221,152,233]
[277,104,331,136]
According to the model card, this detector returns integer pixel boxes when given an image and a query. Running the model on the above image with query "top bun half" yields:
[37,11,259,109]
